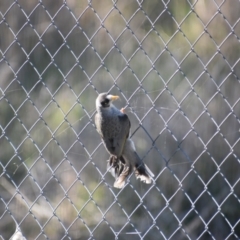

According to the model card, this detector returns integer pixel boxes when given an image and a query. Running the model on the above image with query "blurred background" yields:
[0,0,240,239]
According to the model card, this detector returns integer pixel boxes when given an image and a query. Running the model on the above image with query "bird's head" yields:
[96,93,119,110]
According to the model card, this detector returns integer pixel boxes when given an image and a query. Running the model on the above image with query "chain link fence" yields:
[0,0,240,239]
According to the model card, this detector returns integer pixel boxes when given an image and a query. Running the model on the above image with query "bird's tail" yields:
[107,139,154,188]
[123,139,154,184]
[135,161,154,184]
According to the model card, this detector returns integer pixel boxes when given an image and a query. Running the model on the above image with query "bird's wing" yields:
[104,113,131,157]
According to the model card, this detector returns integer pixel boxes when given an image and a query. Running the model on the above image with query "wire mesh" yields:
[0,0,240,239]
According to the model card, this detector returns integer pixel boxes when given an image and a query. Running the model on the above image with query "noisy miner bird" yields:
[95,92,154,188]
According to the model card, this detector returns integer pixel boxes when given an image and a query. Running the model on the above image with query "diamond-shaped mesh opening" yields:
[4,4,26,34]
[167,73,192,102]
[92,220,115,239]
[80,200,103,228]
[129,11,150,41]
[78,7,101,39]
[207,133,231,164]
[167,32,191,63]
[181,12,205,44]
[220,74,240,106]
[54,160,77,190]
[55,198,79,229]
[0,211,16,239]
[43,216,66,238]
[67,180,89,208]
[129,92,153,120]
[220,1,240,25]
[154,51,179,81]
[104,201,128,230]
[193,112,218,144]
[19,213,41,239]
[41,102,65,132]
[104,9,127,40]
[221,155,240,186]
[167,0,191,24]
[207,175,230,201]
[66,28,89,57]
[168,111,191,140]
[207,53,232,86]
[3,81,27,110]
[220,34,240,67]
[1,1,240,239]
[129,49,152,80]
[4,119,26,148]
[41,25,65,56]
[103,47,127,79]
[142,0,165,23]
[193,152,218,184]
[116,69,141,98]
[53,6,76,37]
[0,23,15,53]
[193,33,217,64]
[154,11,178,43]
[115,1,139,21]
[182,171,205,201]
[92,183,115,209]
[17,100,40,130]
[195,191,218,221]
[16,25,40,56]
[91,0,113,20]
[0,100,15,129]
[142,109,164,140]
[181,131,205,161]
[53,46,78,76]
[168,150,192,180]
[41,140,65,169]
[78,46,102,77]
[67,217,90,239]
[78,163,102,191]
[91,27,113,59]
[181,89,204,117]
[142,31,165,62]
[65,67,88,95]
[181,52,205,85]
[42,177,65,209]
[208,213,233,239]
[154,90,178,122]
[130,205,154,232]
[182,209,206,239]
[207,13,231,46]
[28,83,51,111]
[117,30,140,60]
[156,207,180,239]
[154,128,178,161]
[41,66,65,94]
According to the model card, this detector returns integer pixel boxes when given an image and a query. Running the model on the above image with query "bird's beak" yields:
[108,95,119,101]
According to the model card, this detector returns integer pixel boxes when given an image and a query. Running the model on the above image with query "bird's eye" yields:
[101,99,109,107]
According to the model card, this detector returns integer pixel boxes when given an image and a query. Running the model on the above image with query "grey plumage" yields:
[95,92,154,188]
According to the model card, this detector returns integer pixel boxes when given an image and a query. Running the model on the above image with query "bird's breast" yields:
[101,114,121,138]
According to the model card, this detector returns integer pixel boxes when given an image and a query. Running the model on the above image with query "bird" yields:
[95,92,154,188]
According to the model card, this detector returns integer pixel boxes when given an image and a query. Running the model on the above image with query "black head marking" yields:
[98,93,110,108]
